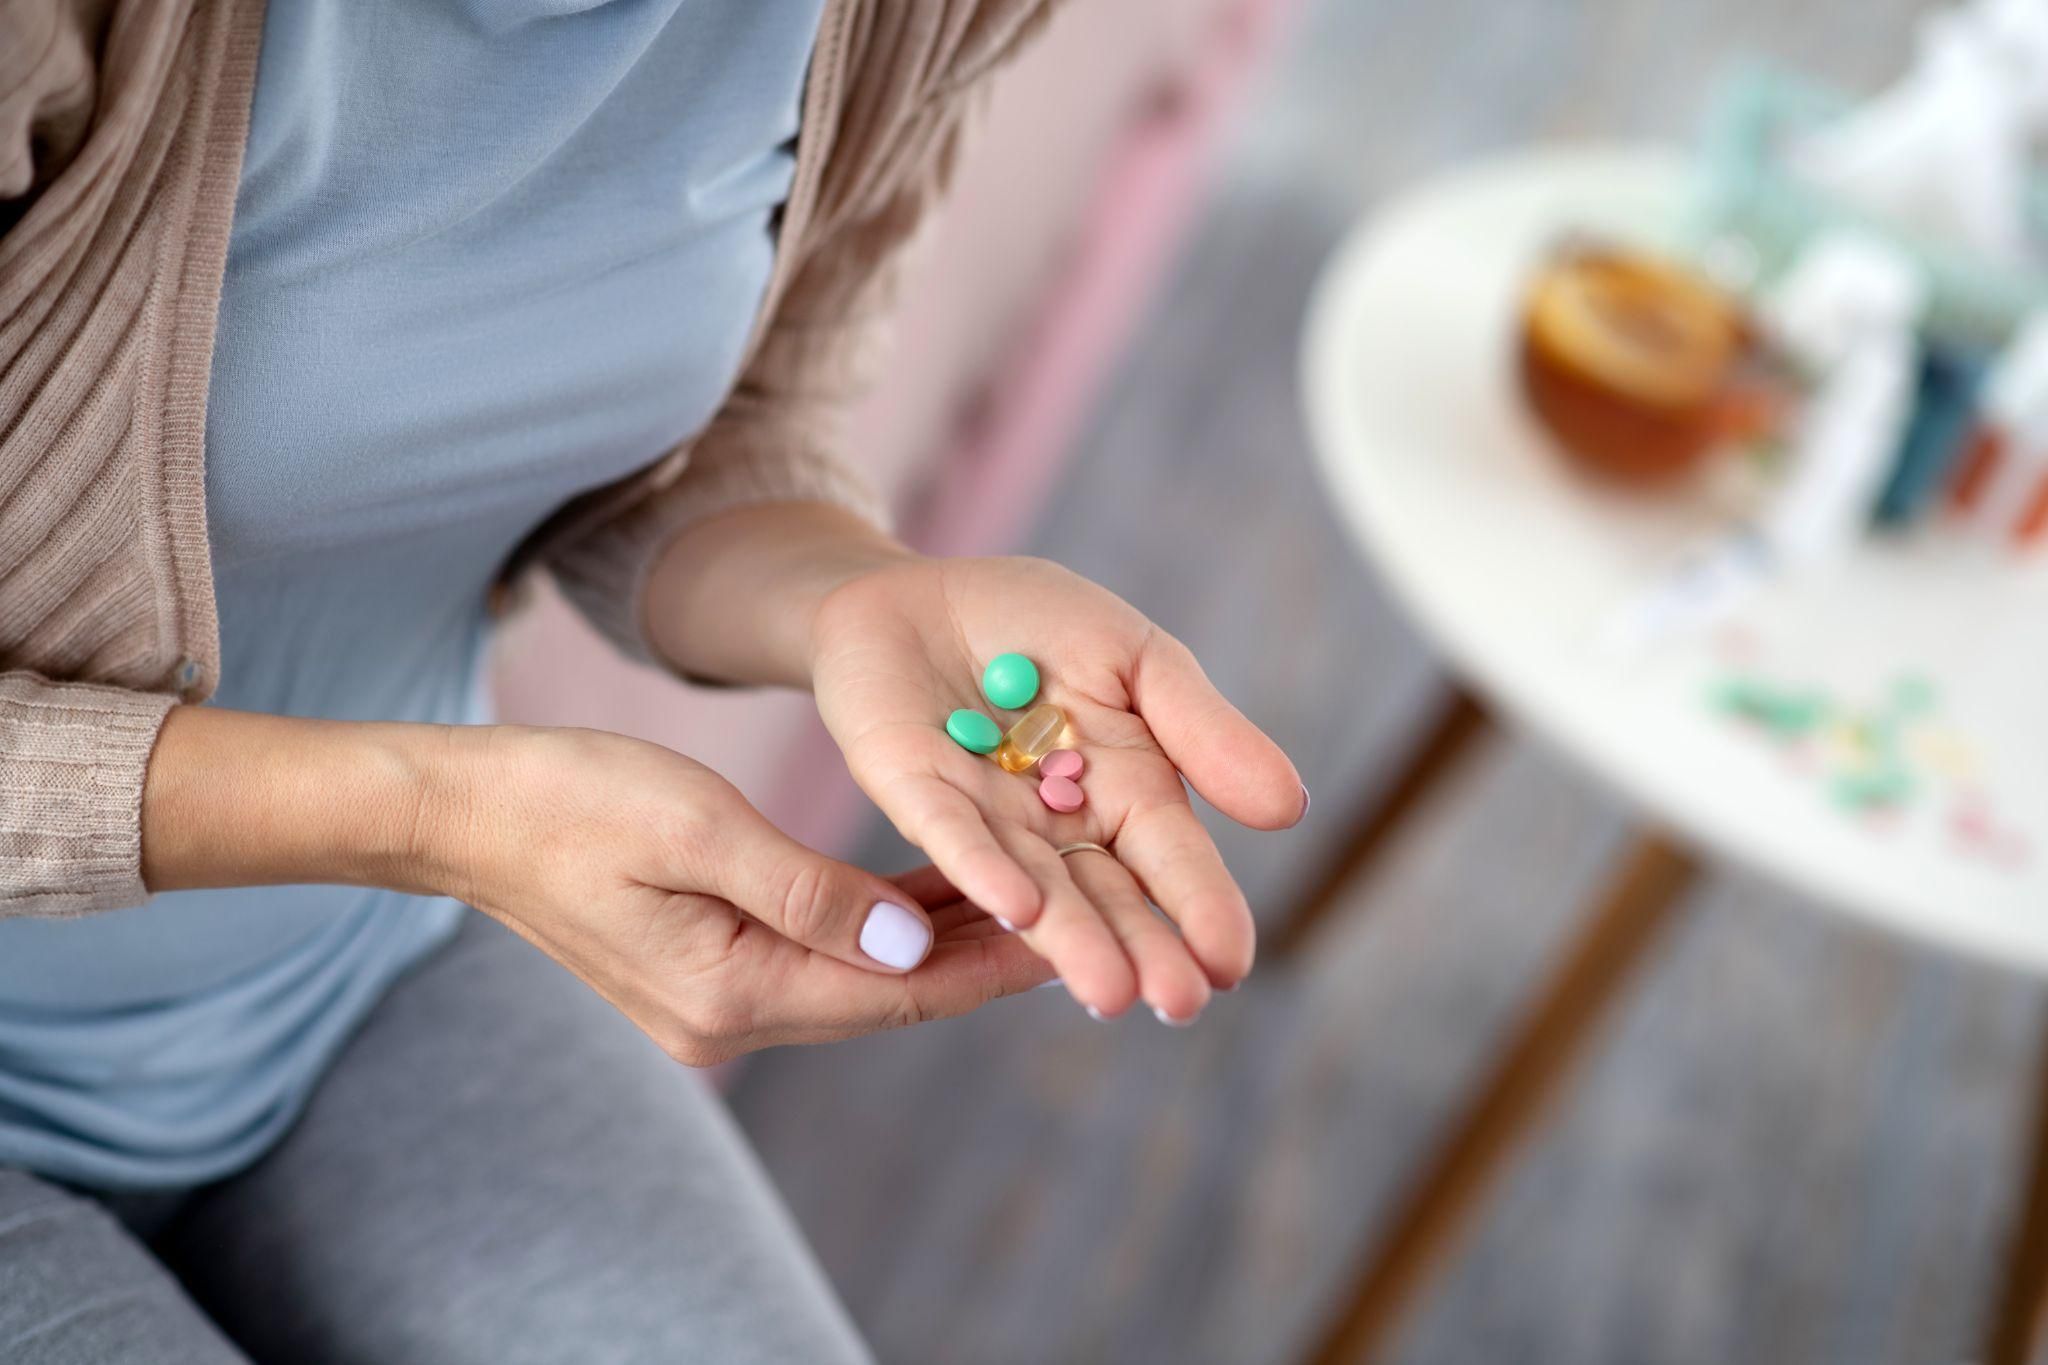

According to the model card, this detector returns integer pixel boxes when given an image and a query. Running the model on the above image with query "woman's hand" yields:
[143,707,1051,1065]
[806,555,1305,1024]
[433,726,1053,1063]
[643,499,1304,1025]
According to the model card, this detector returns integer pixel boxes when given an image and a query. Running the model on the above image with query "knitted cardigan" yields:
[0,0,1057,915]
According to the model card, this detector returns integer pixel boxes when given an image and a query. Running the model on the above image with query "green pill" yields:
[946,709,1003,754]
[1830,764,1914,811]
[981,653,1040,710]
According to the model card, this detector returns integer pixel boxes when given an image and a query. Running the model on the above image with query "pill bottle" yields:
[1950,311,2048,551]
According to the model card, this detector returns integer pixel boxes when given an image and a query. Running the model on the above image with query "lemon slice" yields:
[1525,250,1742,407]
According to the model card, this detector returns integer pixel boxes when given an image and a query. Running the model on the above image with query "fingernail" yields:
[1033,978,1066,991]
[1085,1005,1110,1022]
[859,901,931,971]
[1153,1006,1197,1028]
[994,915,1017,933]
[1299,784,1312,822]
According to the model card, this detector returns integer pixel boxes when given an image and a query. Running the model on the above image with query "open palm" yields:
[808,555,1303,1021]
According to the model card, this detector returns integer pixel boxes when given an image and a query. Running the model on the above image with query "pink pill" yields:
[1038,774,1085,813]
[1041,749,1084,780]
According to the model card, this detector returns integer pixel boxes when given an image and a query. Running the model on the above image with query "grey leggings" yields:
[0,915,872,1365]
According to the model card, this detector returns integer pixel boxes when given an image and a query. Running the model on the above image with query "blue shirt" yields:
[0,0,826,1189]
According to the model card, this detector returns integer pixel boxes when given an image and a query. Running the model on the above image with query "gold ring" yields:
[1055,841,1115,860]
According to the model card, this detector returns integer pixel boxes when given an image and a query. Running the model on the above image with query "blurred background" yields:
[496,0,2048,1360]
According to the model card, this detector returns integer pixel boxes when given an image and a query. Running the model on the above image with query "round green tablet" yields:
[946,709,1003,754]
[981,653,1040,710]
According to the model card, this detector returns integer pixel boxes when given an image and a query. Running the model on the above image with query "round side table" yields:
[1284,145,2048,1364]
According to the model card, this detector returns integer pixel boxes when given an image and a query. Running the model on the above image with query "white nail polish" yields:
[1153,1006,1196,1028]
[1085,1005,1110,1022]
[858,901,931,971]
[994,915,1016,933]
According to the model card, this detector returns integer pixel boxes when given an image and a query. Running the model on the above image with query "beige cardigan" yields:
[0,0,1058,915]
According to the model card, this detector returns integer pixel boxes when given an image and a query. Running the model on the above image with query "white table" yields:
[1284,145,2048,1364]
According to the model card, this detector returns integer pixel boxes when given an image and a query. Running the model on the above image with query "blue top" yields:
[0,0,826,1190]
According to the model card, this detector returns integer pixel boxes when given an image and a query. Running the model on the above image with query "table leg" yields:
[1303,830,1699,1365]
[1271,688,1490,959]
[1984,1009,2048,1365]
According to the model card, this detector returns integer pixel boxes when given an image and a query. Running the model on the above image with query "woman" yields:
[0,0,1306,1359]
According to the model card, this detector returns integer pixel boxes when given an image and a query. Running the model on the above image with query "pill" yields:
[1040,749,1084,780]
[995,702,1066,773]
[946,709,1002,754]
[1829,764,1913,811]
[1039,774,1084,812]
[981,653,1040,710]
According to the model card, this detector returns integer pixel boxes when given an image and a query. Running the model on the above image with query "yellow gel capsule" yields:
[995,703,1067,774]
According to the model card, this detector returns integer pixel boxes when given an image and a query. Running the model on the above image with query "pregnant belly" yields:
[0,883,426,1009]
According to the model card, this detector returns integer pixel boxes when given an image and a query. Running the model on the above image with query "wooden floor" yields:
[729,2,2048,1361]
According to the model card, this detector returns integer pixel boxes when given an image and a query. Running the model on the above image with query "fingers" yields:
[889,865,1016,937]
[888,863,963,908]
[689,801,937,976]
[1114,801,1256,988]
[717,918,1057,1053]
[934,912,1010,942]
[925,890,1011,941]
[885,864,1017,943]
[887,775,1041,927]
[992,826,1138,1018]
[1130,628,1305,831]
[1061,847,1212,1024]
